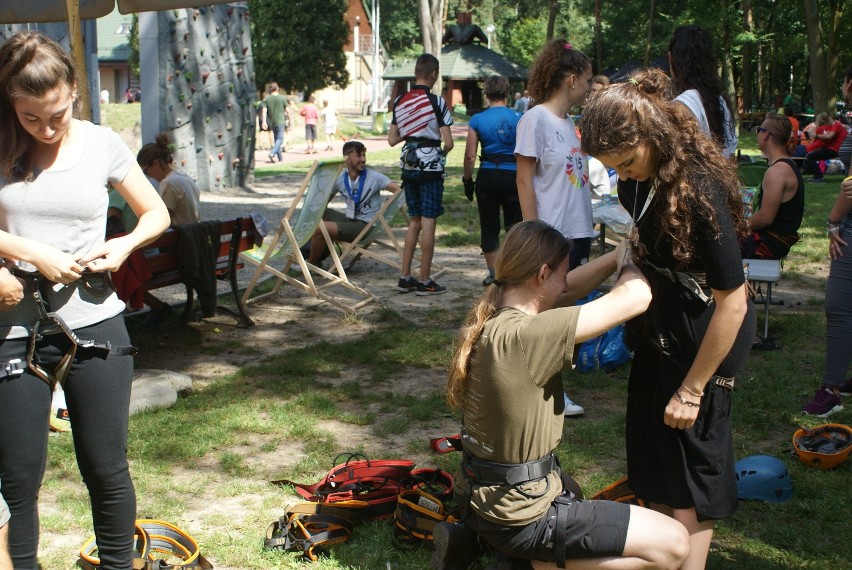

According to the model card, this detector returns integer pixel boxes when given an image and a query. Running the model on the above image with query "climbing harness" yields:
[4,267,136,389]
[77,519,212,569]
[266,453,458,560]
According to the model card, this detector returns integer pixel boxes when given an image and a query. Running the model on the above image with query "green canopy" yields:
[384,43,527,82]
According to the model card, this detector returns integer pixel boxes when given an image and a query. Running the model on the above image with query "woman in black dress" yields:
[579,69,756,570]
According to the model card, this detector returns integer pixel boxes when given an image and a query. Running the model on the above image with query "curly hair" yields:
[527,39,591,105]
[578,69,747,264]
[447,221,569,408]
[668,25,735,150]
[0,32,82,182]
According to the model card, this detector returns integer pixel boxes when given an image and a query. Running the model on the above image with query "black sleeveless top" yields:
[753,157,804,257]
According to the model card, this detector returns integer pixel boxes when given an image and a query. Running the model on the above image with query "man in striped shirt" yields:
[388,53,454,295]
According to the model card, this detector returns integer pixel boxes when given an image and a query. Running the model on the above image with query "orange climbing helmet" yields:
[792,423,852,470]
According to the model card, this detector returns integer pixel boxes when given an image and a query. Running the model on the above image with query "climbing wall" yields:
[158,5,255,192]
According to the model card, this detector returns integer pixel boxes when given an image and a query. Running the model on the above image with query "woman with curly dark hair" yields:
[579,68,756,570]
[669,24,738,157]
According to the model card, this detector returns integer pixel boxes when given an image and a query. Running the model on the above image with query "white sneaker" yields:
[563,393,584,417]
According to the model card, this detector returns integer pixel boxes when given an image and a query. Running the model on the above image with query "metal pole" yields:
[64,0,91,120]
[372,0,380,112]
[139,12,159,144]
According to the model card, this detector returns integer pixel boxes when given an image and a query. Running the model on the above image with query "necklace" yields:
[628,180,657,242]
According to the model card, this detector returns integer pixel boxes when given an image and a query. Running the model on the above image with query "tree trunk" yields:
[546,0,558,41]
[594,0,602,73]
[803,0,829,113]
[418,0,444,95]
[719,0,738,124]
[643,0,655,66]
[826,0,844,110]
[764,6,776,109]
[419,0,434,54]
[741,0,754,113]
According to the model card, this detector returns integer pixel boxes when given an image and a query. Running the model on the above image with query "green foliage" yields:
[128,14,140,77]
[379,2,423,60]
[499,17,548,68]
[248,0,350,96]
[376,0,851,115]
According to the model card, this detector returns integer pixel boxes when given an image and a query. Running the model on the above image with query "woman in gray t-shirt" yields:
[0,32,169,568]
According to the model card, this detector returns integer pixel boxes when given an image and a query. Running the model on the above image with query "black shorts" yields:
[625,292,755,522]
[470,496,630,562]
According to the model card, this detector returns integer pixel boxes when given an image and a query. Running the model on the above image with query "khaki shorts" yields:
[324,210,368,243]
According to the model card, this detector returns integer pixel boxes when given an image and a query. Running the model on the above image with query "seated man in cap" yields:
[306,141,400,265]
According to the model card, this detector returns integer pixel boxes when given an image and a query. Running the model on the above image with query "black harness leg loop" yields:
[553,496,571,569]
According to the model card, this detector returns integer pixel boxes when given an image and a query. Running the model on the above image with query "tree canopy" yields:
[379,0,852,114]
[248,0,349,97]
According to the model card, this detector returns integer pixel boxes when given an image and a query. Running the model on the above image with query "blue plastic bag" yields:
[575,290,632,373]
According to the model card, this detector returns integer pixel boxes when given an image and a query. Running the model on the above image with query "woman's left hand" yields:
[664,390,701,430]
[79,235,135,273]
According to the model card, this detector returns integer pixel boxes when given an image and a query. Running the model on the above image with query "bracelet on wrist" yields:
[680,383,703,398]
[828,226,840,235]
[673,391,701,408]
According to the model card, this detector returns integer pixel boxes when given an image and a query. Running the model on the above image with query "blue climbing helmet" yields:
[735,455,794,503]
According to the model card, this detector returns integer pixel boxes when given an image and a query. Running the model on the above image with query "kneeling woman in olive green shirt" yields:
[443,220,689,570]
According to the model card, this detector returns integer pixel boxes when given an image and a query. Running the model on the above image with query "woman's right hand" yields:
[0,266,24,310]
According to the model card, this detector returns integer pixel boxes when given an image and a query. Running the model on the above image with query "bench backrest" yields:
[146,218,260,276]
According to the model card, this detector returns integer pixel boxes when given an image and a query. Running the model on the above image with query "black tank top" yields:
[757,157,804,237]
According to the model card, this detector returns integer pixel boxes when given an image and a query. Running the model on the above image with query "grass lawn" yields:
[37,121,852,569]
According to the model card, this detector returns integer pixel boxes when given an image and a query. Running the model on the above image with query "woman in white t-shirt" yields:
[137,133,201,226]
[668,25,738,157]
[515,38,595,418]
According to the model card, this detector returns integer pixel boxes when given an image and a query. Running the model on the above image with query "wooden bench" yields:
[142,217,260,328]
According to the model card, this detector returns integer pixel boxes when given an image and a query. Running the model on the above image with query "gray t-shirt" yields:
[160,170,201,226]
[332,168,391,223]
[0,121,132,339]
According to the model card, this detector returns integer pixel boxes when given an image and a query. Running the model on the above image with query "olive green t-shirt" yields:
[264,93,287,126]
[455,306,581,526]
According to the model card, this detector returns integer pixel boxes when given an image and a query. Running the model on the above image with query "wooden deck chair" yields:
[240,159,377,313]
[333,186,447,279]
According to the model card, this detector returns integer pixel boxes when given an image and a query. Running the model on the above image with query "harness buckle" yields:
[2,358,23,378]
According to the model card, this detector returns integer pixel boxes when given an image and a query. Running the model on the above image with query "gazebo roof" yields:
[384,43,528,82]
